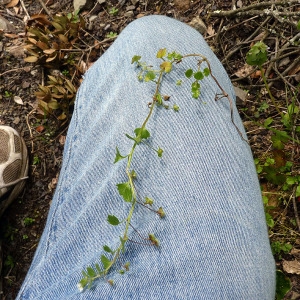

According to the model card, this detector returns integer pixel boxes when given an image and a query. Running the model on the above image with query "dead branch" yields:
[37,0,53,19]
[210,0,300,17]
[20,0,30,19]
[221,17,271,64]
[0,67,29,77]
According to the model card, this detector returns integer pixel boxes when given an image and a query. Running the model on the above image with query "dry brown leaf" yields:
[250,70,262,79]
[4,33,18,38]
[173,0,190,11]
[13,6,19,14]
[6,0,19,8]
[288,63,300,76]
[58,34,68,43]
[59,135,66,145]
[57,113,67,120]
[24,56,38,62]
[237,0,243,8]
[207,24,215,36]
[28,14,52,26]
[43,49,56,55]
[7,45,25,58]
[14,96,23,105]
[45,53,57,62]
[35,125,45,133]
[36,41,49,50]
[283,260,300,275]
[234,64,255,78]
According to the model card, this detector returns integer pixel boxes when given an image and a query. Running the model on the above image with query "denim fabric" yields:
[17,16,275,299]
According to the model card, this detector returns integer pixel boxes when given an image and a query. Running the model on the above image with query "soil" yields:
[0,0,300,299]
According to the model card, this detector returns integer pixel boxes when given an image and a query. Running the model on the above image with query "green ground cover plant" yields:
[246,41,300,299]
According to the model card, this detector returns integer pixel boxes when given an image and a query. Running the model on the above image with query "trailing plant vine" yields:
[78,48,244,291]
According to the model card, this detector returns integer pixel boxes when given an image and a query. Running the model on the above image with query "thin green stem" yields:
[260,66,282,116]
[95,69,165,281]
[80,50,249,290]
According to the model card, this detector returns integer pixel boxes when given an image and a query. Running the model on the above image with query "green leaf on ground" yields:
[246,41,268,66]
[263,166,286,185]
[265,212,275,228]
[263,117,273,127]
[276,270,291,300]
[296,185,300,197]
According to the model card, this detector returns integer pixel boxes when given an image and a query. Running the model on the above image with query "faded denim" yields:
[17,15,276,299]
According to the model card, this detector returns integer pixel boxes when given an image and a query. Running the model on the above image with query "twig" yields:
[221,17,271,64]
[59,37,117,53]
[25,109,36,153]
[205,16,259,40]
[218,10,300,18]
[38,0,51,15]
[37,0,53,19]
[0,67,29,77]
[20,0,30,19]
[210,0,300,17]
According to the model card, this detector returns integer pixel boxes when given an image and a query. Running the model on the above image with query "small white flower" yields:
[77,283,84,292]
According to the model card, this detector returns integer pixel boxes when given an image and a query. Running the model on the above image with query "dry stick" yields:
[271,9,300,29]
[268,54,300,89]
[59,37,116,53]
[231,48,300,83]
[38,0,51,15]
[37,0,53,19]
[265,31,300,82]
[272,38,296,91]
[264,35,279,88]
[210,0,300,17]
[218,10,300,18]
[205,16,259,40]
[221,17,271,64]
[32,127,69,154]
[290,109,300,231]
[25,109,36,153]
[0,67,28,77]
[20,0,30,19]
[214,18,224,46]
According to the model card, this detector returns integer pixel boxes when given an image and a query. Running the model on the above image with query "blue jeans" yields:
[17,16,276,299]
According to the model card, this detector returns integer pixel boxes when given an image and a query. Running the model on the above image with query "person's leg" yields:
[17,15,275,299]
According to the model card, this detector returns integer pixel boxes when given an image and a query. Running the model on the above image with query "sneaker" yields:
[0,126,28,218]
